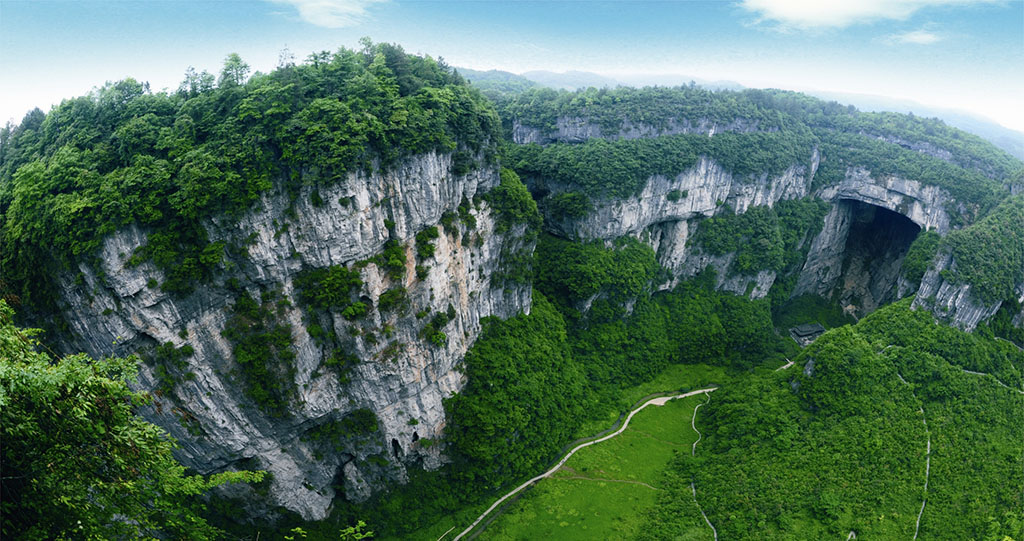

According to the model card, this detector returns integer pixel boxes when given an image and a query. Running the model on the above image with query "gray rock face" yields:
[53,152,533,520]
[531,142,1012,329]
[512,115,768,145]
[793,167,964,316]
[817,167,953,234]
[911,251,1006,331]
[535,155,814,297]
[795,198,922,318]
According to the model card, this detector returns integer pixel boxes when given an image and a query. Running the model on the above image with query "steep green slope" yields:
[644,300,1024,540]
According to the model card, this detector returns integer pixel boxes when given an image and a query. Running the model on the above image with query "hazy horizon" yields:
[2,0,1022,132]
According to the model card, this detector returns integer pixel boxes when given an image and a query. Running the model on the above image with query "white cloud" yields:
[268,0,387,28]
[739,0,999,30]
[886,29,944,44]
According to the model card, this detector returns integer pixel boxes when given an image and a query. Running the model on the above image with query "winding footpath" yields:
[450,387,718,541]
[775,357,794,371]
[690,393,718,541]
[960,369,1024,394]
[896,372,931,540]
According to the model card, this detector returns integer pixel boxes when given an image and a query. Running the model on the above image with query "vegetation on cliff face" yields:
[504,86,1018,219]
[0,300,263,539]
[3,41,1024,541]
[692,198,830,275]
[943,195,1024,303]
[0,40,500,313]
[508,128,816,198]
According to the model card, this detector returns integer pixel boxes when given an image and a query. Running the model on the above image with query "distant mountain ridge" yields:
[459,68,1024,160]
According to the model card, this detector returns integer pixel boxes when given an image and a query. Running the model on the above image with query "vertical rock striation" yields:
[52,153,533,520]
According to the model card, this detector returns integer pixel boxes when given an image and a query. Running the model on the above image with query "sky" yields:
[1,0,1022,131]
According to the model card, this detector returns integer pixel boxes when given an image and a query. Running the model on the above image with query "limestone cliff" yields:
[50,152,533,520]
[520,121,1014,323]
[512,115,769,145]
[910,250,1006,330]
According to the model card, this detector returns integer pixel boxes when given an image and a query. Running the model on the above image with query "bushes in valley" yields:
[644,299,1023,539]
[977,299,1024,348]
[444,292,588,490]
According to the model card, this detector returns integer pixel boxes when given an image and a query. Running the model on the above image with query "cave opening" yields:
[391,438,402,458]
[836,199,921,317]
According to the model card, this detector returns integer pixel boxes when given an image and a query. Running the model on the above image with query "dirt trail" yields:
[961,369,1024,394]
[690,392,717,541]
[896,371,930,540]
[450,387,718,541]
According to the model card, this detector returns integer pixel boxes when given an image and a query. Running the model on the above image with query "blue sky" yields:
[1,0,1022,131]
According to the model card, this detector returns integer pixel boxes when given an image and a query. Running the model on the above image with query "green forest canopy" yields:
[0,41,500,312]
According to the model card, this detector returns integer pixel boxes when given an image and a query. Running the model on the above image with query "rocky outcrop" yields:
[794,198,922,318]
[53,152,533,520]
[817,167,953,234]
[911,250,1011,331]
[512,116,768,145]
[532,154,815,297]
[532,143,988,323]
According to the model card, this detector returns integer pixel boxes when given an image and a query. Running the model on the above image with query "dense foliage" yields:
[501,85,791,135]
[0,300,263,539]
[692,198,829,275]
[509,129,816,198]
[901,229,941,283]
[644,300,1024,539]
[943,195,1024,303]
[487,168,542,233]
[503,86,1019,222]
[220,290,297,415]
[4,41,1024,541]
[331,238,790,538]
[0,40,500,318]
[444,292,587,490]
[534,234,662,312]
[813,130,1005,220]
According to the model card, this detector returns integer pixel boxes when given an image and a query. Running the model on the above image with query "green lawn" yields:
[480,395,711,540]
[572,363,729,439]
[388,363,726,541]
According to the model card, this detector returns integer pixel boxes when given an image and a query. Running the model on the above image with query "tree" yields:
[218,53,250,87]
[0,300,263,539]
[178,66,216,98]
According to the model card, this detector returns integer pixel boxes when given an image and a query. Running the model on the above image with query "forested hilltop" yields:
[0,40,499,320]
[2,43,1023,540]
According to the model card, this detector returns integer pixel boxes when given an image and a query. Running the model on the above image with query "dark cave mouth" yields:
[836,199,921,317]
